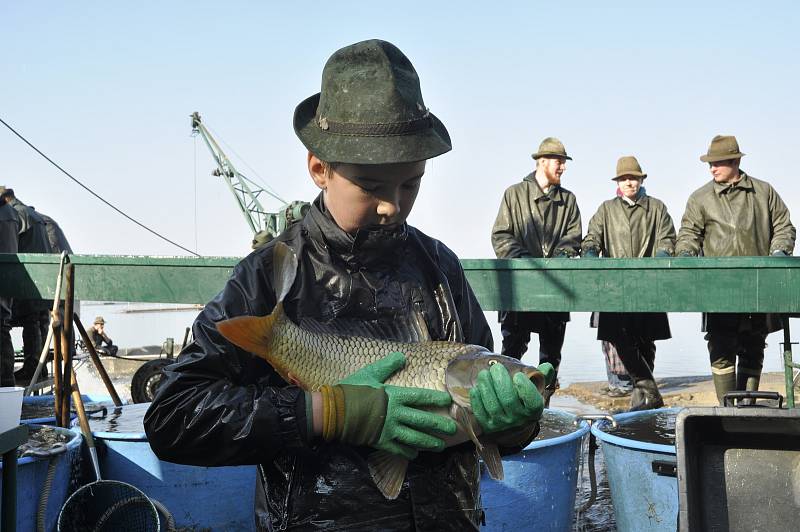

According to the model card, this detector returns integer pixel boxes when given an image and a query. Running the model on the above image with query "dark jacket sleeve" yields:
[555,192,582,257]
[581,204,606,255]
[767,185,796,255]
[655,203,677,256]
[491,188,533,259]
[675,193,705,256]
[441,246,493,351]
[144,250,310,467]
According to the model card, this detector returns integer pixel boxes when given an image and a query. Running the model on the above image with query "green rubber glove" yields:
[470,362,554,434]
[320,352,457,460]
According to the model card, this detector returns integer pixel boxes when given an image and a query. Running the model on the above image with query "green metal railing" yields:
[1,253,798,404]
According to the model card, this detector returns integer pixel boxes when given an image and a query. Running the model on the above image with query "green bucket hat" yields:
[612,156,647,180]
[531,137,572,160]
[700,135,745,163]
[293,39,452,165]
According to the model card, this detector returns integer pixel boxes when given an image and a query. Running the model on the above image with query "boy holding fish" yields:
[145,39,551,531]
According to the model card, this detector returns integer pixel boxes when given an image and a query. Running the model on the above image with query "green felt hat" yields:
[613,155,647,180]
[531,137,572,160]
[700,135,745,163]
[293,39,451,165]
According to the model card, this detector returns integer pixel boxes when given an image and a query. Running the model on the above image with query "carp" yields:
[216,241,546,499]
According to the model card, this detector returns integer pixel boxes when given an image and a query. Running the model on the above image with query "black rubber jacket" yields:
[145,196,495,531]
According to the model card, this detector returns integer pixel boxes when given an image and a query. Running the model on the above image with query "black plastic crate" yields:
[676,397,800,531]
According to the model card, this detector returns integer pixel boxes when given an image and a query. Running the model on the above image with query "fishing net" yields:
[57,479,159,532]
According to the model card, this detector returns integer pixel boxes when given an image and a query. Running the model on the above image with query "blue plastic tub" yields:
[480,409,590,531]
[0,424,82,532]
[20,394,102,425]
[592,408,681,532]
[78,402,257,531]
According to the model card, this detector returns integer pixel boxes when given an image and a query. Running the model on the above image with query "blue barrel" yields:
[0,424,82,532]
[80,403,257,531]
[591,408,680,532]
[481,409,590,531]
[21,394,99,425]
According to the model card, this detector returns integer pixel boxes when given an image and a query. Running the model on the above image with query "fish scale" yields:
[268,311,481,391]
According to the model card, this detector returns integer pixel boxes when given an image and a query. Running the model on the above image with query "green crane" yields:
[190,112,309,248]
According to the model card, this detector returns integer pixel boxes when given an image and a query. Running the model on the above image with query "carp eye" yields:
[488,360,498,366]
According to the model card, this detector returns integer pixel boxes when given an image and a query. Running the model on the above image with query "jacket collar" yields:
[305,194,408,268]
[616,188,649,210]
[523,171,563,201]
[713,171,753,195]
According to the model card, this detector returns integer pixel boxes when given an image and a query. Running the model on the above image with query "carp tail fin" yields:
[216,305,282,360]
[367,450,409,500]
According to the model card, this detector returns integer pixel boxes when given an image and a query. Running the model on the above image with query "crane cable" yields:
[0,116,201,257]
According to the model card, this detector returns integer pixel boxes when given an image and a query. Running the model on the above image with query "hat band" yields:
[317,115,433,137]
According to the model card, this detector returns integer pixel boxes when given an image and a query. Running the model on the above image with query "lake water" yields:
[12,303,793,386]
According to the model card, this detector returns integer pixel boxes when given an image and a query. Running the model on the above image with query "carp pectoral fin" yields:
[367,451,408,500]
[216,311,279,359]
[477,442,504,481]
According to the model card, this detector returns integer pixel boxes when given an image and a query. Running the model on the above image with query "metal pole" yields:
[73,314,123,407]
[60,264,75,428]
[784,317,795,408]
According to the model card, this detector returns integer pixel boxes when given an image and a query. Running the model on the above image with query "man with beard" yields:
[491,137,582,405]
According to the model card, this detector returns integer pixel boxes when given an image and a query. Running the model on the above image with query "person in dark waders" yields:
[676,135,795,405]
[144,40,552,531]
[0,186,53,384]
[582,156,676,411]
[491,137,582,406]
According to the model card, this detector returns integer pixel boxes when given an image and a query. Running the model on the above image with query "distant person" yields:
[89,316,118,356]
[676,135,796,405]
[0,194,20,386]
[491,137,582,405]
[582,156,676,410]
[0,187,53,383]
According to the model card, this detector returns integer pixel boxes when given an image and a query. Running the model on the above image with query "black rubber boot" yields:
[628,379,664,411]
[712,371,737,406]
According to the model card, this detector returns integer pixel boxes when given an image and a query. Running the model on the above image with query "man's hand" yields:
[469,362,552,434]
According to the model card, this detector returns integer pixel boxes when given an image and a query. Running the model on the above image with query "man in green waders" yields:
[676,135,796,404]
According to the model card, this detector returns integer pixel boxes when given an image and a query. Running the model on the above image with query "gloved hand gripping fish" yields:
[217,241,549,499]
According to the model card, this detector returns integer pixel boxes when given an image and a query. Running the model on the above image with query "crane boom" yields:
[190,112,308,247]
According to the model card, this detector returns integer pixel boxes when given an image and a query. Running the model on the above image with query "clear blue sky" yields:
[3,1,799,258]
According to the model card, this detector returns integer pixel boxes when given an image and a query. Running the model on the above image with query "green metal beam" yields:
[1,253,798,312]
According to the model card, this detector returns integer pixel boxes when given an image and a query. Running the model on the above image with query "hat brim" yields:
[700,152,744,163]
[532,152,573,161]
[612,172,647,181]
[293,93,452,165]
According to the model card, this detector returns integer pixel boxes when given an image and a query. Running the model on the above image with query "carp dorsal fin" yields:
[272,241,298,303]
[216,304,283,359]
[367,450,409,500]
